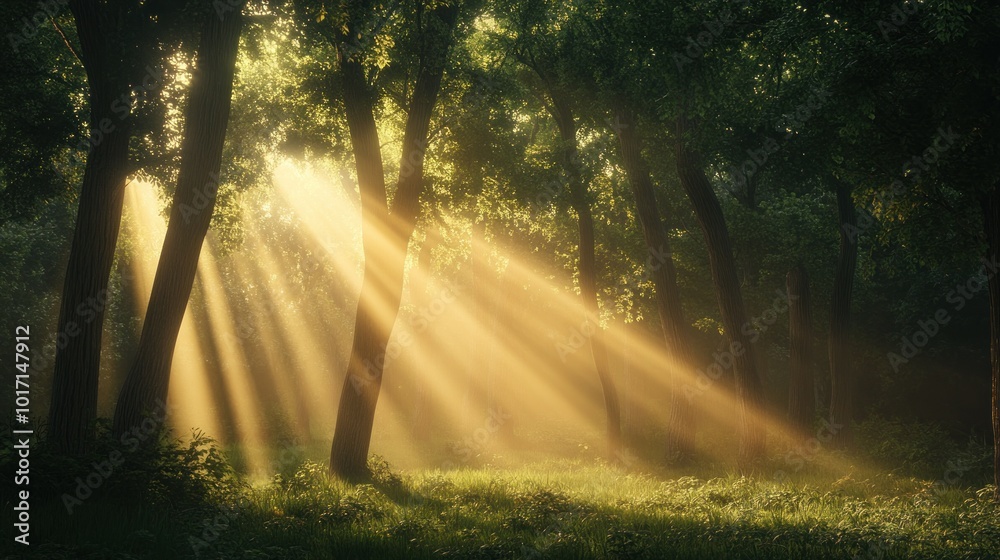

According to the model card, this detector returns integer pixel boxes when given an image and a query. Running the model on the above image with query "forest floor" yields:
[3,450,999,560]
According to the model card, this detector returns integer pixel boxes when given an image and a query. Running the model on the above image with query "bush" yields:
[855,415,963,477]
[0,419,242,513]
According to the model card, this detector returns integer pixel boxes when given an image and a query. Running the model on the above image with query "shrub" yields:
[855,415,960,476]
[0,420,242,513]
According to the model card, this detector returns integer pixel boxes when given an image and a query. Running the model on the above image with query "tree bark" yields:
[548,92,622,460]
[980,185,1000,502]
[48,118,130,454]
[786,264,814,436]
[329,3,459,480]
[112,3,245,437]
[47,2,136,454]
[612,103,696,461]
[674,117,765,470]
[829,182,858,446]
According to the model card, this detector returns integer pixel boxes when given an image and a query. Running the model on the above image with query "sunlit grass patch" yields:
[3,432,997,559]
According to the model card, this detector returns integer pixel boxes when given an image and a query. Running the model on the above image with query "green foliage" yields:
[856,415,993,482]
[0,421,242,513]
[5,453,998,559]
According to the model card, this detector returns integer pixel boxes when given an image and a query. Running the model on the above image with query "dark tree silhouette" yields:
[829,183,858,446]
[786,264,814,436]
[113,1,245,437]
[612,102,695,460]
[675,116,765,470]
[329,2,460,480]
[49,0,174,453]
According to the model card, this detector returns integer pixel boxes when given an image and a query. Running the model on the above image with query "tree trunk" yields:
[112,3,245,437]
[48,1,183,453]
[612,103,696,461]
[329,4,459,480]
[549,93,622,460]
[980,185,1000,502]
[829,182,858,446]
[48,118,130,454]
[47,2,138,454]
[786,264,814,436]
[674,117,765,470]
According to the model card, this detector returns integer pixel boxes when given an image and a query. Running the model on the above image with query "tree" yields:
[325,0,461,480]
[113,1,246,437]
[549,89,622,459]
[503,0,623,460]
[786,264,813,435]
[611,101,696,460]
[982,185,1000,501]
[48,0,179,453]
[675,116,766,469]
[828,183,858,445]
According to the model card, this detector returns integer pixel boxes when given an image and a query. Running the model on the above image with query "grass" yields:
[3,454,998,560]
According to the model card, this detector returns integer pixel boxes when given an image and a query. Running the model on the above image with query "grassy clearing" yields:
[3,454,998,560]
[2,418,997,559]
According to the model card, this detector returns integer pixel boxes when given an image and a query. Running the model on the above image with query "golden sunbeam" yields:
[122,182,223,443]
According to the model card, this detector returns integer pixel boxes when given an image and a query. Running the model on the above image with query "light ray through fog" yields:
[192,248,269,473]
[114,162,848,476]
[122,182,222,442]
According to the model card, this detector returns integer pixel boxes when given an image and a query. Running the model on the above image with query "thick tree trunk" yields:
[829,183,858,446]
[112,4,245,437]
[47,2,137,454]
[674,117,765,470]
[48,118,130,453]
[329,4,459,480]
[980,185,1000,503]
[49,2,183,453]
[612,103,696,461]
[549,94,622,460]
[786,264,814,436]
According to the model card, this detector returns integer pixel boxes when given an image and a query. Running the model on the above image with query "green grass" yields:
[3,456,998,560]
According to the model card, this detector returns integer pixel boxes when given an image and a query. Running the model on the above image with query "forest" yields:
[1,0,999,558]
